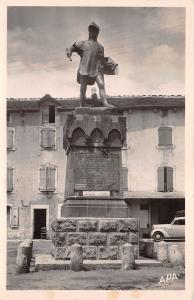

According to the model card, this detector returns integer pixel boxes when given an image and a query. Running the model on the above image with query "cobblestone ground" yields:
[6,241,185,290]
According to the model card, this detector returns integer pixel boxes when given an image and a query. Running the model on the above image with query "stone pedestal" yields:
[51,217,139,260]
[62,108,127,218]
[62,196,128,218]
[50,107,140,260]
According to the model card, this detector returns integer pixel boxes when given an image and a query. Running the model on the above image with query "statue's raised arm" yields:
[66,45,76,61]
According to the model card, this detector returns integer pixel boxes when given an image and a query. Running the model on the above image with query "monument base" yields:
[51,217,139,260]
[61,196,129,218]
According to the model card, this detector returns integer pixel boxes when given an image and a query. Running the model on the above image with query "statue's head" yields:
[88,22,99,40]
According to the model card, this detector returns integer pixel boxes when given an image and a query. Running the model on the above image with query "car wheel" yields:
[152,231,164,242]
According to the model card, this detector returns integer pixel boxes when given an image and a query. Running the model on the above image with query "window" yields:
[10,207,19,227]
[178,219,185,225]
[42,105,55,123]
[40,127,56,149]
[7,128,15,150]
[174,219,185,225]
[158,127,172,146]
[157,166,173,192]
[7,167,14,192]
[39,166,57,192]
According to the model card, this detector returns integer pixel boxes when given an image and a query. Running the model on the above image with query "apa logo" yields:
[159,273,178,284]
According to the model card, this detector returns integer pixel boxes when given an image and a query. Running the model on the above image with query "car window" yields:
[173,219,185,225]
[173,220,179,225]
[178,219,185,225]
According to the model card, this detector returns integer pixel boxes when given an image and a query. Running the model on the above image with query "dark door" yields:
[139,204,150,238]
[33,209,46,239]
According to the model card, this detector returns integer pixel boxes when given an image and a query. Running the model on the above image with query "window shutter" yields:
[46,167,56,191]
[42,106,49,123]
[166,167,173,192]
[158,127,172,146]
[157,167,164,192]
[11,207,19,227]
[7,129,14,149]
[39,167,46,191]
[7,168,13,192]
[48,129,55,147]
[41,128,49,147]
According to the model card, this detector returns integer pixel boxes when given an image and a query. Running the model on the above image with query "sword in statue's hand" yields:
[66,48,72,61]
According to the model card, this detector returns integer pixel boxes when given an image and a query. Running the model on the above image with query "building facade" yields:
[7,94,185,239]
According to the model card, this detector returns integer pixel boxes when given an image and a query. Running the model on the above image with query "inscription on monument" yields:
[74,153,119,191]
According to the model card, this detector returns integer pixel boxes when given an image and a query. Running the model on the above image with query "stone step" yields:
[35,254,163,271]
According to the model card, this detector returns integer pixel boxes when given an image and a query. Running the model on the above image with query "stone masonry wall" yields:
[51,218,139,260]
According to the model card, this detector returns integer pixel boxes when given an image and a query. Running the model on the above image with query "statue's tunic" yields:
[73,40,104,85]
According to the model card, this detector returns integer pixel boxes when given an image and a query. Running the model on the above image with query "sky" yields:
[7,6,185,98]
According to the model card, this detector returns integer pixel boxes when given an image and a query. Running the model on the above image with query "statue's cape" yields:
[103,57,118,75]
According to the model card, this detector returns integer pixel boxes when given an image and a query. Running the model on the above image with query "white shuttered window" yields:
[40,127,56,148]
[157,166,173,192]
[158,127,172,146]
[10,207,19,227]
[7,128,15,150]
[7,167,14,192]
[39,166,56,192]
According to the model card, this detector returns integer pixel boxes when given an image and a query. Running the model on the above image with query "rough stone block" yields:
[83,246,97,259]
[87,233,107,245]
[60,219,77,232]
[51,219,77,232]
[54,232,67,247]
[67,233,87,246]
[98,246,118,260]
[128,232,139,244]
[99,220,117,232]
[78,219,97,232]
[108,233,128,245]
[51,220,61,232]
[52,246,71,259]
[117,219,138,232]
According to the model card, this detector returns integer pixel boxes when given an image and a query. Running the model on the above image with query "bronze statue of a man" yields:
[66,22,114,108]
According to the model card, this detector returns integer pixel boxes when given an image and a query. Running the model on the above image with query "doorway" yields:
[140,203,150,238]
[33,209,47,239]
